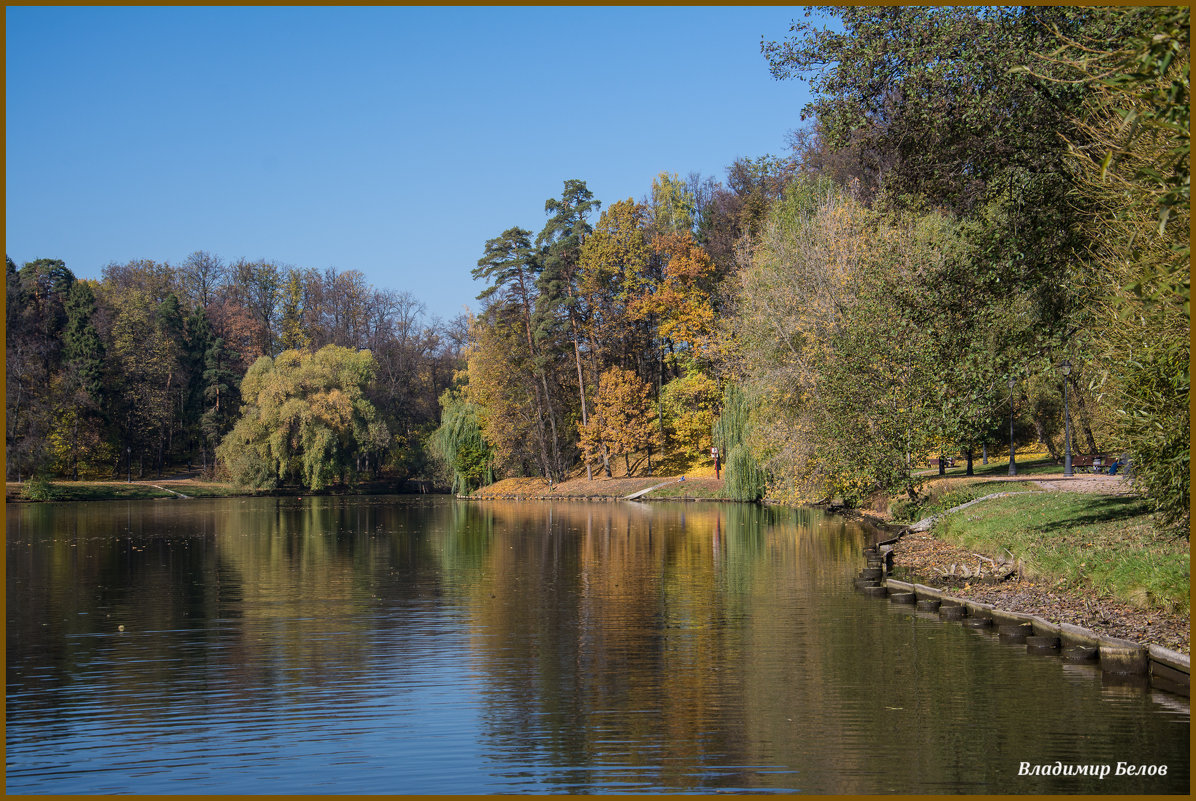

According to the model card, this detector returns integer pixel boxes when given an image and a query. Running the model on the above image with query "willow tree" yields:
[711,382,766,502]
[216,345,389,490]
[429,389,493,495]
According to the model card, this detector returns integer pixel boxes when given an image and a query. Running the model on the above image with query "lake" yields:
[6,495,1189,793]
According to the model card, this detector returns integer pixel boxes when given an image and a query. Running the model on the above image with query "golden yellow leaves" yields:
[578,367,662,472]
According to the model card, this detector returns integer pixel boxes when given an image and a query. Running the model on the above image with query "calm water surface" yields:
[6,496,1189,793]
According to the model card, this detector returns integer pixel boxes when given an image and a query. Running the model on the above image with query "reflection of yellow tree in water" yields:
[445,500,874,789]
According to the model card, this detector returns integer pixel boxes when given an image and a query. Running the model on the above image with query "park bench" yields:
[1071,454,1112,472]
[928,457,956,468]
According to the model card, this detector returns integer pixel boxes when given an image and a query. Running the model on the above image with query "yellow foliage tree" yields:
[579,367,662,476]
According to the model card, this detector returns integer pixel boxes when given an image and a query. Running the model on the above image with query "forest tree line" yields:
[436,6,1188,531]
[7,7,1186,531]
[6,252,465,487]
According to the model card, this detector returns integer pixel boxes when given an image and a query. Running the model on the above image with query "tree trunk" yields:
[585,338,613,477]
[1032,416,1060,460]
[570,315,593,481]
[1068,375,1099,453]
[538,369,562,480]
[71,414,80,480]
[965,447,974,476]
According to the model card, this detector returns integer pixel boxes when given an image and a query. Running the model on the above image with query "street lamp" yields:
[1008,376,1017,476]
[1060,359,1073,477]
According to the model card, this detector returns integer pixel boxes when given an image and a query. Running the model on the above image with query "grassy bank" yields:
[932,491,1189,614]
[6,479,248,502]
[469,473,727,501]
[890,478,1044,522]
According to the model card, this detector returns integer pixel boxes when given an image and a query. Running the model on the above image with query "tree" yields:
[180,250,227,310]
[649,171,696,235]
[711,382,766,502]
[473,227,565,480]
[6,258,75,479]
[465,305,562,481]
[762,7,1130,213]
[579,367,661,476]
[1023,6,1190,530]
[429,389,494,494]
[659,368,720,461]
[635,231,720,368]
[535,179,601,479]
[58,280,109,478]
[216,345,389,490]
[277,268,310,352]
[104,287,181,479]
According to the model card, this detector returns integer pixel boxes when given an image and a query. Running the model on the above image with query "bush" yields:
[22,474,55,501]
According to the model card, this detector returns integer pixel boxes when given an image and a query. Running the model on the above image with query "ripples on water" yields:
[6,496,1189,793]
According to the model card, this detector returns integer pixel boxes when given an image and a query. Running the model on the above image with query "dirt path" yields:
[924,472,1135,495]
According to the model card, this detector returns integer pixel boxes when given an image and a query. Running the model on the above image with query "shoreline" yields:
[10,471,1186,659]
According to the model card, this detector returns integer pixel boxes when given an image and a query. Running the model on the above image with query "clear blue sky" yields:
[7,6,819,322]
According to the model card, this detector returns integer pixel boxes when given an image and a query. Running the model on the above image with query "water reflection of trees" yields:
[7,497,463,729]
[9,498,1185,793]
[438,500,872,790]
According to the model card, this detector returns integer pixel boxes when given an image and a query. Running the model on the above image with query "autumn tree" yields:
[636,231,720,369]
[658,368,720,464]
[465,309,548,479]
[579,367,662,476]
[278,269,310,351]
[216,345,389,490]
[179,250,227,310]
[102,287,183,479]
[6,258,75,479]
[472,227,565,480]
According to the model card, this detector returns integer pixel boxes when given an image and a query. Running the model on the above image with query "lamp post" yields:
[127,447,132,483]
[1061,359,1073,477]
[1008,376,1017,476]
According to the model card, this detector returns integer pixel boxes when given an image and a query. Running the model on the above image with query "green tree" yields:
[216,345,389,490]
[649,171,696,235]
[6,258,75,480]
[473,227,565,480]
[1024,6,1190,530]
[429,389,494,494]
[535,179,601,479]
[57,280,109,478]
[711,382,766,502]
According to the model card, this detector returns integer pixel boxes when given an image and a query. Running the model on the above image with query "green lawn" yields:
[891,479,1043,523]
[9,480,246,502]
[934,492,1189,613]
[917,454,1071,479]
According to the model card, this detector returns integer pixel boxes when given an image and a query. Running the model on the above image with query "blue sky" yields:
[7,6,818,322]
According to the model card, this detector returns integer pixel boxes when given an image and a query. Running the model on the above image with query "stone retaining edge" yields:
[876,575,1188,692]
